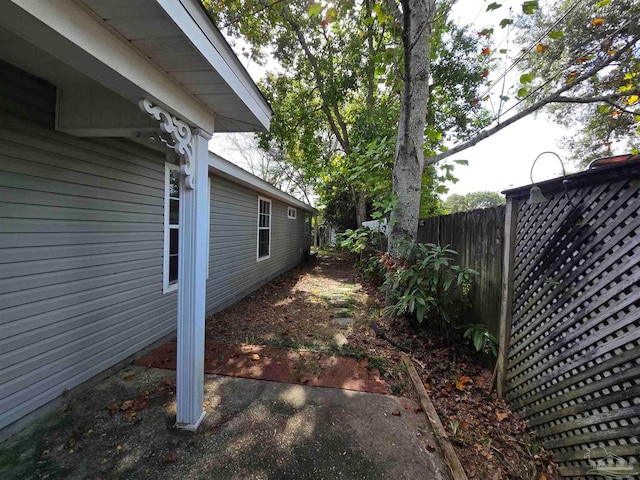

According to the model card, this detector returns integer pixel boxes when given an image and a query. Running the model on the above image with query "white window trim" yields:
[256,196,272,262]
[287,206,297,219]
[163,163,180,294]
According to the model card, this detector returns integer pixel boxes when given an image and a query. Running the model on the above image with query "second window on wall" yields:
[257,197,271,260]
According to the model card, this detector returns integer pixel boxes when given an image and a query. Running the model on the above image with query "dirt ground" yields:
[205,253,558,479]
[204,253,410,394]
[1,252,557,480]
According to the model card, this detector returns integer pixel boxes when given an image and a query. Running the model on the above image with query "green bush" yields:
[338,226,386,254]
[383,241,478,335]
[356,254,386,284]
[462,324,498,357]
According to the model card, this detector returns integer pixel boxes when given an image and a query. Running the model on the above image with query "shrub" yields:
[382,241,478,336]
[338,226,386,255]
[463,324,498,357]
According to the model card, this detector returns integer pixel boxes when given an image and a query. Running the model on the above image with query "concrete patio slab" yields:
[0,366,449,480]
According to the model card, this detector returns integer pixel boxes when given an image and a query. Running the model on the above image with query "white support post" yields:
[139,99,212,431]
[174,129,210,430]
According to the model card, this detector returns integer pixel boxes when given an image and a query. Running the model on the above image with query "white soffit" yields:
[80,0,271,133]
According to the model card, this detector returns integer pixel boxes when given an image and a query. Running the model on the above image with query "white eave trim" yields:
[158,0,272,131]
[208,152,317,213]
[8,0,216,135]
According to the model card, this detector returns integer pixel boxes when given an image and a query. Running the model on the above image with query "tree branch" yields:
[279,3,351,153]
[554,89,639,105]
[428,34,640,164]
[385,0,403,24]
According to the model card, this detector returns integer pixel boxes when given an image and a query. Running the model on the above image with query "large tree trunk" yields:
[388,0,435,256]
[355,191,367,227]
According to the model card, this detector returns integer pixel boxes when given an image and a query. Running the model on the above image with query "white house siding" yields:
[205,175,310,314]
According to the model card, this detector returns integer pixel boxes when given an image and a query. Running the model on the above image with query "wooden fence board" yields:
[417,206,505,336]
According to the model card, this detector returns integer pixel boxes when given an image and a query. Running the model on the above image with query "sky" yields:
[210,0,578,199]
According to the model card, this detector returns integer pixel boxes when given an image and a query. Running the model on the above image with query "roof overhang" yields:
[208,152,318,214]
[2,0,271,133]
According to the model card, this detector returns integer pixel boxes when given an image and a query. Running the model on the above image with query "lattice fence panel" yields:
[505,176,640,479]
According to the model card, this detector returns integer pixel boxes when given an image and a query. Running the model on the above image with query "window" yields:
[287,206,297,219]
[164,163,180,293]
[257,197,271,261]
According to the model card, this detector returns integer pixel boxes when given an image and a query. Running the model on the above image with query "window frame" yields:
[163,163,180,294]
[305,213,311,233]
[287,206,297,220]
[256,196,272,262]
[206,175,210,279]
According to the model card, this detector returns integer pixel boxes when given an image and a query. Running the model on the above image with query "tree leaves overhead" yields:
[443,191,506,214]
[515,0,640,165]
[204,0,493,226]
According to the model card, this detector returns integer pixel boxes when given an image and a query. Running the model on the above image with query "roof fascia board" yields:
[8,0,215,134]
[208,152,317,213]
[159,0,271,131]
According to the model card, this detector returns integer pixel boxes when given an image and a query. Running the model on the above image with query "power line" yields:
[452,19,636,149]
[477,0,587,101]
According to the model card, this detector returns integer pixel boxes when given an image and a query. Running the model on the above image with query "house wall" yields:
[206,176,310,314]
[0,62,311,433]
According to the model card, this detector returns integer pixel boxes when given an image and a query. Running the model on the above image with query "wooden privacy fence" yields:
[498,161,640,478]
[417,206,505,336]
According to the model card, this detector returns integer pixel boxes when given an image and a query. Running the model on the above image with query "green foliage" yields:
[515,0,640,166]
[338,227,382,254]
[204,0,494,229]
[443,191,506,214]
[383,242,479,334]
[463,324,498,357]
[357,254,386,284]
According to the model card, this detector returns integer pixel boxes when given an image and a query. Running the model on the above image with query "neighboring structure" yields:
[0,0,314,437]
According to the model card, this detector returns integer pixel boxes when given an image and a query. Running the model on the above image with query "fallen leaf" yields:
[164,452,178,463]
[539,474,548,480]
[120,400,134,411]
[124,410,137,420]
[481,47,491,55]
[132,399,148,411]
[123,374,135,381]
[536,43,548,53]
[251,354,260,361]
[116,445,123,451]
[591,17,605,27]
[460,418,470,431]
[424,383,431,391]
[495,411,509,422]
[107,402,119,415]
[455,375,473,391]
[391,410,401,416]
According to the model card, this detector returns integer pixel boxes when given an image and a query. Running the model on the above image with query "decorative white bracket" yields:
[139,99,195,189]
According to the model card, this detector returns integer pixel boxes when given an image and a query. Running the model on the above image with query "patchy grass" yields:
[0,410,73,479]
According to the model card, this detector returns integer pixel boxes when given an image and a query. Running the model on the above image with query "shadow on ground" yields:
[0,366,448,480]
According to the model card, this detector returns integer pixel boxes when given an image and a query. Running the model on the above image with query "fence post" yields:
[496,197,518,399]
